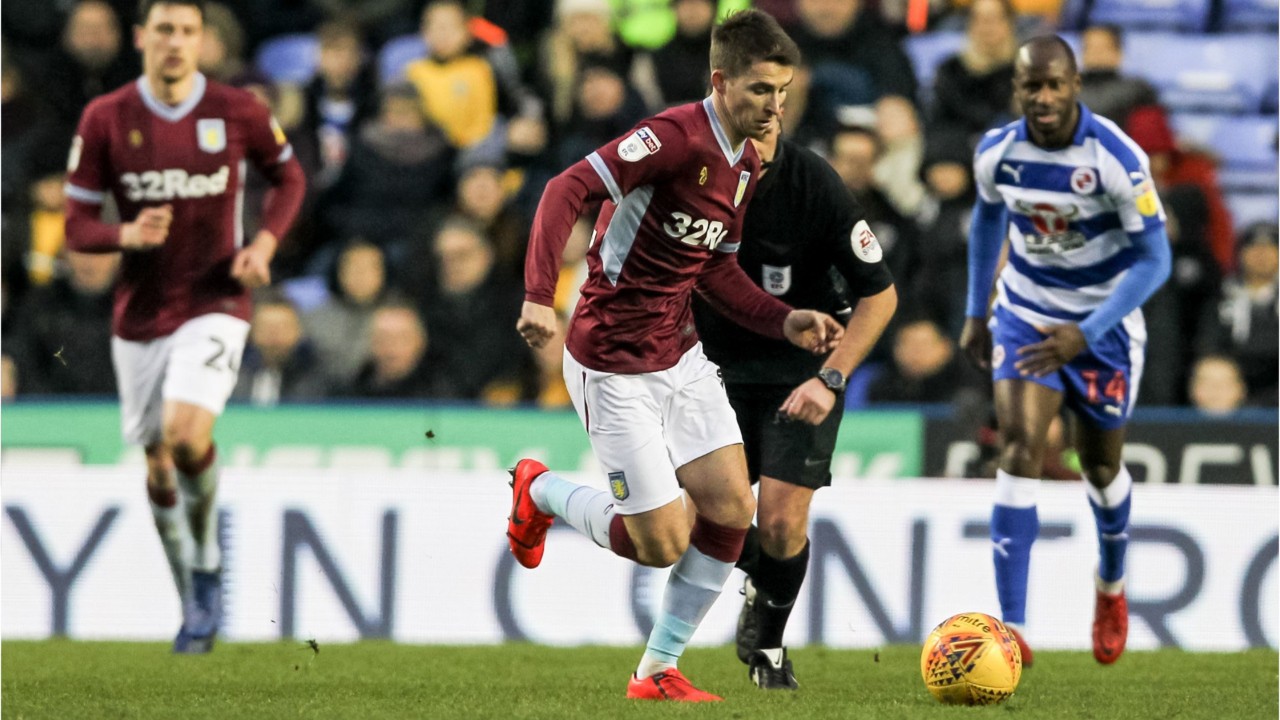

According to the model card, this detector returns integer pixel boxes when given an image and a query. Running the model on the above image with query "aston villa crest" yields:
[608,471,629,500]
[197,118,226,153]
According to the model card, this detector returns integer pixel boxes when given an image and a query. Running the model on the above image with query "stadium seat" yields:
[1172,113,1278,191]
[1224,192,1279,231]
[904,31,965,102]
[1059,32,1084,60]
[1088,0,1212,31]
[254,34,320,85]
[379,34,429,86]
[1058,0,1092,30]
[844,361,882,410]
[1220,0,1280,31]
[1121,33,1278,114]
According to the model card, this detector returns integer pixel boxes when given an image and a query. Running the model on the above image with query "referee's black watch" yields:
[817,367,846,394]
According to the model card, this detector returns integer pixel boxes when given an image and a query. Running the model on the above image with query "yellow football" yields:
[920,612,1022,705]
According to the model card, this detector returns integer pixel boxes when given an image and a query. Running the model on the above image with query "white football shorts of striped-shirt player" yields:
[973,106,1166,425]
[563,343,743,515]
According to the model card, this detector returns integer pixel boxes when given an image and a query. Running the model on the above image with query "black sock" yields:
[735,524,761,576]
[753,540,810,649]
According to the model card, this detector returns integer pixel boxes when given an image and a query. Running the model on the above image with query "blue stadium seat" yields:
[904,31,965,100]
[254,34,320,85]
[1088,0,1212,31]
[379,34,429,86]
[1121,33,1279,114]
[1059,32,1084,60]
[1058,0,1092,30]
[844,361,882,410]
[1172,113,1279,191]
[1225,192,1279,230]
[1220,0,1280,31]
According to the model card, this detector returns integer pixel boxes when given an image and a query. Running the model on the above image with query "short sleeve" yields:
[583,117,689,204]
[819,166,894,296]
[64,103,110,205]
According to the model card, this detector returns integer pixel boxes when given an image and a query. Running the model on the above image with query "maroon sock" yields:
[174,443,216,478]
[609,514,638,561]
[689,514,748,563]
[148,483,178,508]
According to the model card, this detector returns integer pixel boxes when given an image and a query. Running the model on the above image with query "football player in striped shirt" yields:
[960,35,1171,667]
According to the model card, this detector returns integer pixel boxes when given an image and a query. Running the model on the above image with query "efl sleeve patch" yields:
[618,126,662,162]
[851,220,884,263]
[1130,171,1159,217]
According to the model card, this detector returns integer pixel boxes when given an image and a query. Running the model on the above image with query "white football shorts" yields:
[111,313,250,446]
[563,342,743,515]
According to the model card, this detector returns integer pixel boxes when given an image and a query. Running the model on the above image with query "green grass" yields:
[2,641,1276,719]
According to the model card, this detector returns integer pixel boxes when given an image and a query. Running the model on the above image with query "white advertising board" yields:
[2,468,1275,651]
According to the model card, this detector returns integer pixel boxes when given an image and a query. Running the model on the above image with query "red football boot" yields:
[1093,589,1128,665]
[506,459,555,569]
[626,669,723,702]
[1007,624,1034,668]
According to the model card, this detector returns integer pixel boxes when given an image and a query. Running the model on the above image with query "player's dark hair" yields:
[1087,23,1125,51]
[710,9,800,79]
[137,0,205,25]
[1017,35,1078,76]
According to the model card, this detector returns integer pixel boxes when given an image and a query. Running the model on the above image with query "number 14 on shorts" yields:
[1081,369,1126,406]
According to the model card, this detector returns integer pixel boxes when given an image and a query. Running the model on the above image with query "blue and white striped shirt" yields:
[971,104,1167,333]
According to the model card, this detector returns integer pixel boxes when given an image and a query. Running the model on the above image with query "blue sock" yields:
[1086,467,1132,585]
[991,470,1040,625]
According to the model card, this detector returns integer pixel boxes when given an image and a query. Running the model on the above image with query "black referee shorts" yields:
[726,382,843,490]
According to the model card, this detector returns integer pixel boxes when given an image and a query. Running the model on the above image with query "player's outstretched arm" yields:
[231,230,278,289]
[782,310,843,355]
[1014,224,1172,377]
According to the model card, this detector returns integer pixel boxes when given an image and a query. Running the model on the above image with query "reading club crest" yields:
[734,170,750,207]
[197,118,226,153]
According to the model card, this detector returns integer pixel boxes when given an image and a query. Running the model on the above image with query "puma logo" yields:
[993,537,1012,559]
[1000,163,1024,184]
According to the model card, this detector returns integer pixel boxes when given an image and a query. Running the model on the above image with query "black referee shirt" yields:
[693,137,894,387]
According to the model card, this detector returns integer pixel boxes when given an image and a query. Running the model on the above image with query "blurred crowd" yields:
[2,0,1275,415]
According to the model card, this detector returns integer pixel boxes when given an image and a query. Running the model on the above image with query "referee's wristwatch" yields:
[817,367,846,394]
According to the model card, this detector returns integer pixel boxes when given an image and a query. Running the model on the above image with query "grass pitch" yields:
[2,641,1276,719]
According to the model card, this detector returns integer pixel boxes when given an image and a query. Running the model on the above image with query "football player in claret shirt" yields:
[693,120,897,689]
[63,0,306,653]
[507,10,844,702]
[961,36,1170,667]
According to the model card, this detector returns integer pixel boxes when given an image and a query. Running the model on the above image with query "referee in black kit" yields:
[693,122,897,690]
